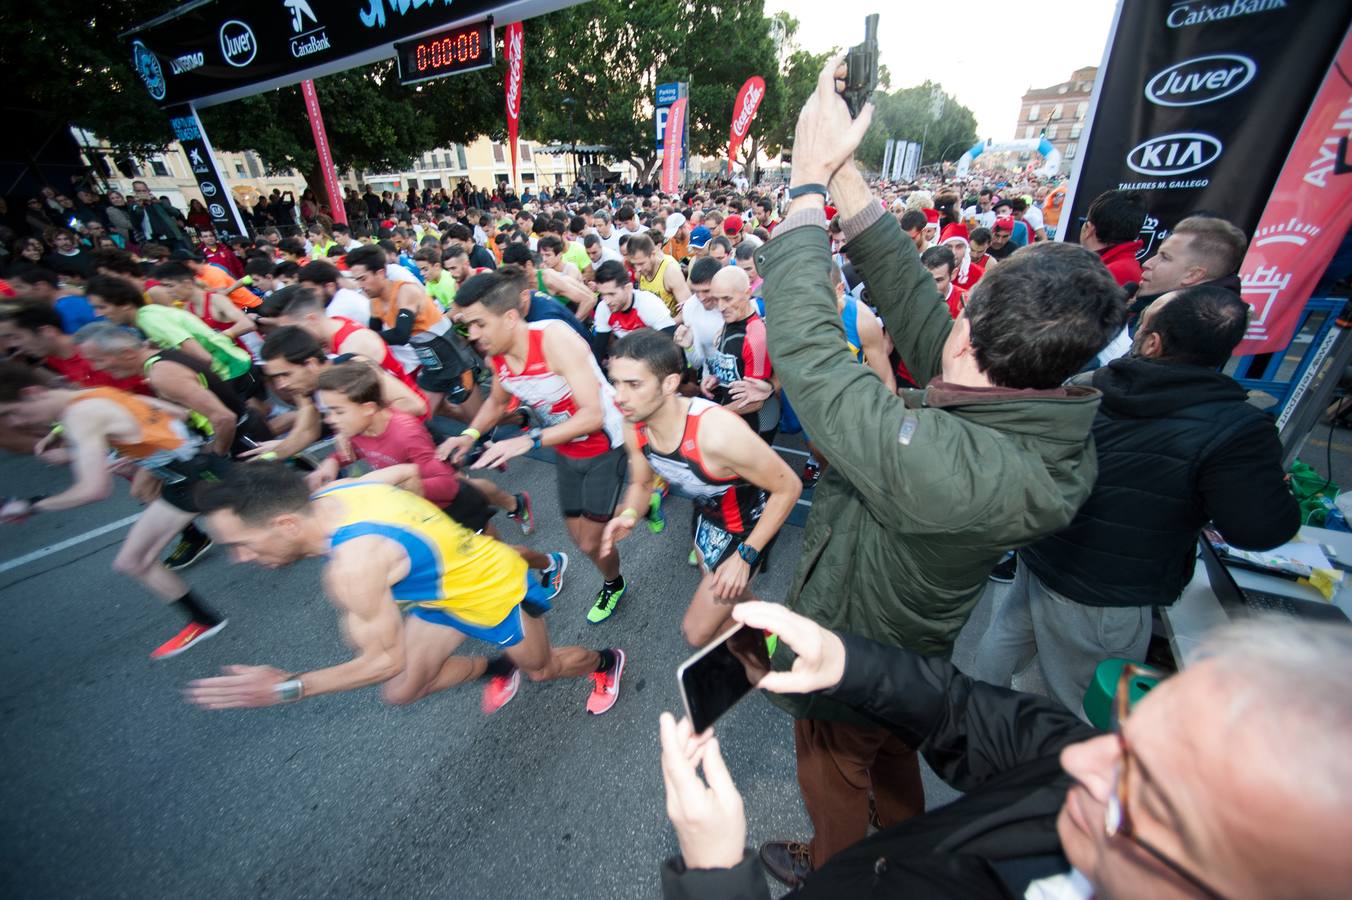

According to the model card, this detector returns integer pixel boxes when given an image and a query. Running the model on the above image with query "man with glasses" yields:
[657,601,1352,899]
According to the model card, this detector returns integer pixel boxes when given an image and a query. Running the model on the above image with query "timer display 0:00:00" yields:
[415,31,482,71]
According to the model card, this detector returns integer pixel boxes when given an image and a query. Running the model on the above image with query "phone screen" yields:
[678,623,773,735]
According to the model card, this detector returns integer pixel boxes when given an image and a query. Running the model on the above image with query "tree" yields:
[855,83,978,175]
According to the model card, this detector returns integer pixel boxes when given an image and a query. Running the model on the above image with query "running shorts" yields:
[159,453,234,513]
[409,574,552,647]
[443,477,496,533]
[556,445,627,523]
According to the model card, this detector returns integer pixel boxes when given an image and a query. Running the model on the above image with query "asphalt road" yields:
[0,437,1007,900]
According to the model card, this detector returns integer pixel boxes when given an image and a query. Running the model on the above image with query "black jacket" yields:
[1021,356,1299,607]
[660,635,1094,900]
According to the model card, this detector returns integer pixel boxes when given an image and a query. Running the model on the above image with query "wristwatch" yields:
[273,678,305,703]
[788,183,828,200]
[737,543,762,567]
[527,427,544,450]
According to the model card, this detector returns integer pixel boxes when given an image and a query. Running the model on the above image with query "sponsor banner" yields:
[881,139,895,180]
[504,22,523,188]
[1059,0,1350,299]
[165,103,247,236]
[123,0,581,108]
[300,79,347,226]
[727,76,766,175]
[1234,28,1352,355]
[661,98,688,194]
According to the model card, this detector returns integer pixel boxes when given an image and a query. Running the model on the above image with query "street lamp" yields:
[561,96,577,188]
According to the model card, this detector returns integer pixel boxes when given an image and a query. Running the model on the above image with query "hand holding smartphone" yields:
[677,623,774,735]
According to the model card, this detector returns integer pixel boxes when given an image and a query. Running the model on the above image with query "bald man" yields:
[702,266,781,442]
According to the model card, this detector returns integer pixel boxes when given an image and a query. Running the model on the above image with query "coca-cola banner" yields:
[1234,27,1352,356]
[662,98,689,195]
[727,76,766,175]
[504,22,523,189]
[1060,0,1351,306]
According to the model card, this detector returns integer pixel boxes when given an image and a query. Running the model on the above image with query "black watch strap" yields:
[788,183,828,200]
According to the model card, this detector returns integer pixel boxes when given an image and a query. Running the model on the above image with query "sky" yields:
[765,0,1119,140]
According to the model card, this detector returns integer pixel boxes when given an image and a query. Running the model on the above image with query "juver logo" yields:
[220,20,257,67]
[1145,55,1255,107]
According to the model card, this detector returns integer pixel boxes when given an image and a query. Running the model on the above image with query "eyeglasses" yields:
[1105,663,1227,899]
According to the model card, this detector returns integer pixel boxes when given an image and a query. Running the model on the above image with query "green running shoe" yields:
[647,490,666,534]
[587,580,627,624]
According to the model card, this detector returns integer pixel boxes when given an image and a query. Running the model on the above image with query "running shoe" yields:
[989,553,1018,584]
[586,580,627,624]
[481,667,521,714]
[688,548,699,567]
[164,527,213,571]
[539,552,569,600]
[801,460,821,487]
[150,619,227,660]
[585,649,625,715]
[647,490,666,534]
[507,491,535,535]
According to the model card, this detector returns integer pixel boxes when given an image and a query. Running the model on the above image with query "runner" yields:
[182,462,624,715]
[628,234,690,316]
[440,275,631,625]
[703,266,780,443]
[499,243,597,321]
[603,331,800,645]
[590,259,677,363]
[0,362,230,658]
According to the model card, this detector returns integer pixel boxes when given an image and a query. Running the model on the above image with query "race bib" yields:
[694,515,734,571]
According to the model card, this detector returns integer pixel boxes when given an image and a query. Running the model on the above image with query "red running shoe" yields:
[150,620,227,660]
[481,668,521,714]
[585,649,625,715]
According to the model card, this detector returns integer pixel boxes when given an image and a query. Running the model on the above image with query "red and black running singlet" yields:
[636,398,764,534]
[328,316,428,416]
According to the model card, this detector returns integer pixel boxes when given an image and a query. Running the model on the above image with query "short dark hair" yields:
[196,461,313,525]
[612,329,685,381]
[568,215,586,234]
[1086,190,1148,245]
[0,298,62,333]
[964,242,1126,389]
[627,234,655,256]
[1170,216,1249,278]
[11,267,58,288]
[1140,284,1248,367]
[0,359,44,402]
[1009,197,1028,213]
[500,243,534,267]
[593,259,630,288]
[151,261,194,282]
[316,361,383,406]
[297,260,340,287]
[244,257,274,278]
[969,227,992,245]
[345,244,387,273]
[412,246,442,265]
[278,237,308,257]
[275,283,327,318]
[453,268,523,315]
[899,210,928,233]
[708,236,732,255]
[444,223,472,243]
[689,256,722,286]
[260,324,325,364]
[537,235,564,255]
[442,244,467,262]
[90,247,140,276]
[921,246,956,274]
[583,233,602,249]
[85,274,145,308]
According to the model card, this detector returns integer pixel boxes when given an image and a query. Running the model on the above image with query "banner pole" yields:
[300,80,346,226]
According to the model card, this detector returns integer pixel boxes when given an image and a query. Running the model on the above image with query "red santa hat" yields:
[994,216,1016,233]
[939,222,969,243]
[922,208,941,225]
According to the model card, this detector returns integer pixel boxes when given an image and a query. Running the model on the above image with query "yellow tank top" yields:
[68,387,196,462]
[638,254,678,315]
[316,483,528,626]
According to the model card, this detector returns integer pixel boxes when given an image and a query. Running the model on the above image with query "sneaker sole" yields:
[151,620,228,660]
[164,541,214,571]
[587,648,624,715]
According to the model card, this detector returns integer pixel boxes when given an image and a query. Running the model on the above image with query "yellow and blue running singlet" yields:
[315,483,539,646]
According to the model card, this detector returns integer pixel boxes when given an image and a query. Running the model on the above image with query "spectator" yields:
[1079,189,1148,287]
[1132,215,1248,320]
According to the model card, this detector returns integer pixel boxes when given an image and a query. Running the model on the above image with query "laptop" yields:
[1198,539,1350,623]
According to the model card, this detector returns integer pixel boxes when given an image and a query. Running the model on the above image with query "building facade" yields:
[1012,66,1097,167]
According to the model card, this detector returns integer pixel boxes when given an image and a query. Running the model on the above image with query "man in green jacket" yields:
[753,59,1127,887]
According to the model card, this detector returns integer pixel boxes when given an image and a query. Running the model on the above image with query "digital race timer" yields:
[394,19,495,86]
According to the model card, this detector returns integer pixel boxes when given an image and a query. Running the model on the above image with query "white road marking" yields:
[0,514,139,575]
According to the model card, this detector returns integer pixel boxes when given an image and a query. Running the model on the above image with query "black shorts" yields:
[693,510,774,576]
[442,477,496,533]
[412,333,480,401]
[556,446,627,523]
[227,367,265,401]
[159,453,234,513]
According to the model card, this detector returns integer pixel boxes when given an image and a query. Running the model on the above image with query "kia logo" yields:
[1126,132,1223,176]
[200,182,217,197]
[1145,54,1256,107]
[208,203,227,219]
[220,20,257,67]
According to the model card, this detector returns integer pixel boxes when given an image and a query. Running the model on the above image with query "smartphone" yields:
[677,623,774,735]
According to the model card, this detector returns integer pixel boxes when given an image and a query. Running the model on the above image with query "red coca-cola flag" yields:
[504,22,524,189]
[1234,29,1352,356]
[727,76,766,175]
[662,97,688,195]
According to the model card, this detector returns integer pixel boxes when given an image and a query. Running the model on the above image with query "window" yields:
[1052,103,1064,120]
[521,143,533,162]
[1066,144,1077,160]
[1024,125,1036,139]
[522,173,535,182]
[150,159,171,177]
[455,144,467,169]
[1047,125,1058,140]
[407,178,419,190]
[492,143,506,163]
[234,162,246,176]
[246,153,262,178]
[1027,104,1040,121]
[1071,123,1083,139]
[1077,101,1088,119]
[424,178,441,188]
[423,153,434,169]
[443,152,453,169]
[1058,84,1068,94]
